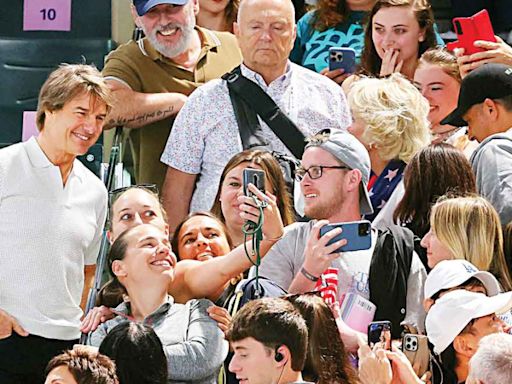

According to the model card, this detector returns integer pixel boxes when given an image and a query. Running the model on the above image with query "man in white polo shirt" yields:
[0,64,111,383]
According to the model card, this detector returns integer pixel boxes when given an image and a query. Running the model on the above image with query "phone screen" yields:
[368,321,392,350]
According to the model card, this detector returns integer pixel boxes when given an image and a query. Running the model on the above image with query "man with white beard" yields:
[102,0,242,189]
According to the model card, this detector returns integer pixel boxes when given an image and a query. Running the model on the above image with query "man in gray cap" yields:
[102,0,242,189]
[259,130,427,340]
[441,63,512,225]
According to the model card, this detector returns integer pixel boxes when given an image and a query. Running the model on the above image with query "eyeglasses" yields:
[108,183,159,207]
[295,165,350,182]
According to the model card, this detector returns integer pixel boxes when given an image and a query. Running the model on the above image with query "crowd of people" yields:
[1,0,512,383]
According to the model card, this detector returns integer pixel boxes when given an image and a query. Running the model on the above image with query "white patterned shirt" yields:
[160,62,351,212]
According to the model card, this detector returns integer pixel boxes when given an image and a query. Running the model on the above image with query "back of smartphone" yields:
[447,9,495,55]
[243,168,265,197]
[328,47,356,73]
[402,334,429,377]
[319,220,371,253]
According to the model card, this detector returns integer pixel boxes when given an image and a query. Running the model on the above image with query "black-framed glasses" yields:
[108,183,159,207]
[295,165,350,182]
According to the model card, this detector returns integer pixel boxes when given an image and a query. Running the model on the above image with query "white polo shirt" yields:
[0,137,107,340]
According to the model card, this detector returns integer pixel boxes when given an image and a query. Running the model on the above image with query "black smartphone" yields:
[243,168,266,197]
[368,321,392,350]
[319,220,371,253]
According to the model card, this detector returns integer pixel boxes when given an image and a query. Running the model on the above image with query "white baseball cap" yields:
[424,260,502,299]
[426,290,512,354]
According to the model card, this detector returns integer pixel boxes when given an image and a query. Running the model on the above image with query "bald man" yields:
[160,0,351,233]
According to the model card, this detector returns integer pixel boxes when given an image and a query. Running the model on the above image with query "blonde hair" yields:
[417,48,461,83]
[348,74,431,163]
[36,64,112,131]
[431,195,512,291]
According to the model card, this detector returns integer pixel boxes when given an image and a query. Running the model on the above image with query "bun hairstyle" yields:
[96,226,135,307]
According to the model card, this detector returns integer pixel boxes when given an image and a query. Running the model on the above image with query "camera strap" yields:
[222,66,306,159]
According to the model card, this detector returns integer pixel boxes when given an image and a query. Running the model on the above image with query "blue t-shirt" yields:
[290,10,367,73]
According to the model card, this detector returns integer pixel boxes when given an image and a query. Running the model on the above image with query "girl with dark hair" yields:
[343,0,440,92]
[99,322,167,384]
[290,0,375,79]
[211,149,295,247]
[89,224,227,383]
[284,293,359,384]
[393,143,477,267]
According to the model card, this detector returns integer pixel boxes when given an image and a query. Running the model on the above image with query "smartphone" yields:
[402,334,429,377]
[243,168,266,197]
[446,9,496,55]
[328,47,356,73]
[368,321,392,350]
[319,220,371,253]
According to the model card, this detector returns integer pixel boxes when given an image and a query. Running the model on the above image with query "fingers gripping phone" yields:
[368,321,392,350]
[446,9,496,55]
[243,168,266,198]
[319,220,371,253]
[328,47,356,73]
[402,334,429,377]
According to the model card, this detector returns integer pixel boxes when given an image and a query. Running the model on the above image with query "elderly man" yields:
[0,65,110,384]
[160,0,350,232]
[467,333,512,384]
[103,0,242,188]
[441,63,512,225]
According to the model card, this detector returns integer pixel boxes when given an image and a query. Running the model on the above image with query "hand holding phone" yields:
[401,334,429,377]
[446,9,496,56]
[319,220,371,253]
[328,47,356,74]
[243,168,266,198]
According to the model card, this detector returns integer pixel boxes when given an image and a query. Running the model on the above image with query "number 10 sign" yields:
[23,0,72,31]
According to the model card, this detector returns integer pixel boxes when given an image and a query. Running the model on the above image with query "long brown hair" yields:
[285,294,359,384]
[360,0,437,76]
[313,0,350,31]
[211,149,295,226]
[393,143,476,238]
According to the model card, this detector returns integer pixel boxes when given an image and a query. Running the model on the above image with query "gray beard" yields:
[143,23,195,59]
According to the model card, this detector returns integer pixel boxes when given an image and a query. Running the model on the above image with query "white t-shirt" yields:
[0,138,107,340]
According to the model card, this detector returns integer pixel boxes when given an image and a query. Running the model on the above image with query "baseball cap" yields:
[305,130,373,215]
[424,260,501,299]
[425,290,512,354]
[440,63,512,127]
[133,0,188,16]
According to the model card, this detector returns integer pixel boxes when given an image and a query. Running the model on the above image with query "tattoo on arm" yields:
[109,105,176,127]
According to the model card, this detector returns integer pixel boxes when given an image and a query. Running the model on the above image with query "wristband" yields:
[301,266,320,282]
[263,232,284,243]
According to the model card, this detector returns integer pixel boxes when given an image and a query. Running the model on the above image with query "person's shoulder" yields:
[105,39,140,60]
[279,220,315,243]
[207,29,238,44]
[291,63,342,92]
[0,141,25,161]
[297,10,316,27]
[73,160,107,194]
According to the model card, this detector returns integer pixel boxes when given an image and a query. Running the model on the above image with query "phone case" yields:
[328,47,356,73]
[319,220,372,252]
[402,334,429,377]
[446,9,495,55]
[242,168,265,197]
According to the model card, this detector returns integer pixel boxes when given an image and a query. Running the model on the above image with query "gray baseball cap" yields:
[305,130,373,215]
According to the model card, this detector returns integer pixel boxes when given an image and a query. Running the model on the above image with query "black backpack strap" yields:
[222,66,306,158]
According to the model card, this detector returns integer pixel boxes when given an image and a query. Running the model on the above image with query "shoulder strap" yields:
[222,66,306,158]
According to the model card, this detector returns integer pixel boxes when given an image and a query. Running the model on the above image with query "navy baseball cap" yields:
[441,63,512,127]
[133,0,189,16]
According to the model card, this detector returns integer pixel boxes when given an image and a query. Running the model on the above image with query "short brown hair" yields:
[36,64,112,131]
[227,298,308,372]
[45,348,118,384]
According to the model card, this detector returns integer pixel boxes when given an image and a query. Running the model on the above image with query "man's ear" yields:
[453,334,477,359]
[130,4,142,28]
[111,260,128,278]
[346,169,362,193]
[275,345,291,367]
[233,22,240,38]
[483,98,499,120]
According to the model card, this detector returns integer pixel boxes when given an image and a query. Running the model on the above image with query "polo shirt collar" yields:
[240,61,293,88]
[140,26,220,62]
[25,136,85,183]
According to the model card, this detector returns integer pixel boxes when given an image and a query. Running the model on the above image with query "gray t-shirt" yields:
[259,221,427,331]
[89,296,228,384]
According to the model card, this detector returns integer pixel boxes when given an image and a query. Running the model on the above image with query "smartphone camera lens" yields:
[358,222,370,237]
[454,20,462,35]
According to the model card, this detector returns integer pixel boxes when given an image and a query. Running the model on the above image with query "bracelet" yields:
[300,266,320,282]
[262,232,284,243]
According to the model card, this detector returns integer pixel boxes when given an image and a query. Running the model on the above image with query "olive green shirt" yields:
[102,27,242,188]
